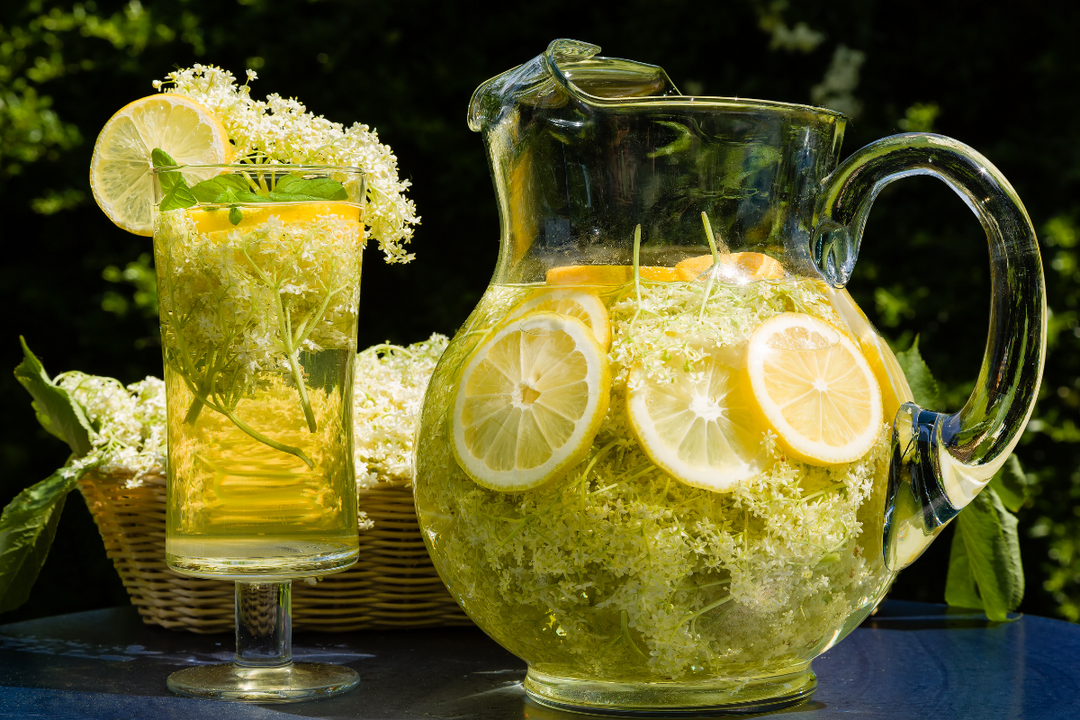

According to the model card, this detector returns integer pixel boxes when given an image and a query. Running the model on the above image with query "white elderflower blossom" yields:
[353,334,448,489]
[55,372,167,483]
[155,64,419,264]
[48,332,446,502]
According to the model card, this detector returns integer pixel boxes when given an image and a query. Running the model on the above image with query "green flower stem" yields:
[241,244,320,433]
[620,610,648,659]
[177,371,315,469]
[800,481,847,504]
[699,212,721,321]
[686,595,733,636]
[630,225,643,328]
[183,396,205,425]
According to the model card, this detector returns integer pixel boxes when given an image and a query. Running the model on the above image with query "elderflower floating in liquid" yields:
[415,276,897,683]
[156,200,364,578]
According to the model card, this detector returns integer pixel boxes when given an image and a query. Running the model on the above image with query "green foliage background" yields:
[2,0,1078,623]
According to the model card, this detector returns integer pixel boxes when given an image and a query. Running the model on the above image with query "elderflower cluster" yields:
[47,334,446,498]
[414,278,894,681]
[55,373,167,485]
[353,334,448,489]
[153,64,419,264]
[155,210,363,396]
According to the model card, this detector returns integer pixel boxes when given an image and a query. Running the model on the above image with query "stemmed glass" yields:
[151,164,366,701]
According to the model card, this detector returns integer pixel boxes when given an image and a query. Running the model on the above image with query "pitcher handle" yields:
[812,133,1047,572]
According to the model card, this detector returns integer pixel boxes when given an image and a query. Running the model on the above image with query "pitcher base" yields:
[523,666,816,716]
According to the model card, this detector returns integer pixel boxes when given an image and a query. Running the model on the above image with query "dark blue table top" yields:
[0,600,1078,719]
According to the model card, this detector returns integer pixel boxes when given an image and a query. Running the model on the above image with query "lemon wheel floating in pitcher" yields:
[451,311,611,491]
[746,313,883,465]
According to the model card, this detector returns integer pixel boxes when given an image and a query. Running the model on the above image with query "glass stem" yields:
[235,580,292,668]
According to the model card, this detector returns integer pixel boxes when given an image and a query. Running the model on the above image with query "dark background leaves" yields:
[2,0,1078,623]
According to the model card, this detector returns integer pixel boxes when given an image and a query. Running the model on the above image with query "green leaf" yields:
[945,521,981,609]
[14,337,93,456]
[190,174,248,204]
[988,454,1029,513]
[0,466,90,613]
[229,206,243,225]
[159,186,197,212]
[151,147,179,171]
[152,148,196,212]
[233,190,329,203]
[275,175,348,200]
[947,487,1024,621]
[894,335,941,408]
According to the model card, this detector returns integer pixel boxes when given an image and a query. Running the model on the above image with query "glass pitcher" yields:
[414,39,1046,715]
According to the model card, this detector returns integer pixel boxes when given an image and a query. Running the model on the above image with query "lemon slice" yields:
[747,313,883,465]
[507,288,612,349]
[187,202,362,235]
[627,352,768,491]
[820,285,913,424]
[452,312,611,491]
[90,94,231,236]
[546,264,677,285]
[674,252,787,282]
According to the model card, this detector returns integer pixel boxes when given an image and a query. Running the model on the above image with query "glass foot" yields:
[167,662,359,703]
[524,666,816,716]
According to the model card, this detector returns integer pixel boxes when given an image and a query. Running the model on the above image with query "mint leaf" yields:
[895,335,942,408]
[152,148,197,212]
[0,466,90,613]
[275,175,348,200]
[190,174,249,204]
[229,206,243,225]
[14,338,93,456]
[159,186,197,212]
[946,487,1024,621]
[988,454,1029,513]
[187,174,347,207]
[234,190,329,203]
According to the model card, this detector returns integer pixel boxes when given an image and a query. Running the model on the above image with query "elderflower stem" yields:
[630,225,643,328]
[621,610,648,659]
[175,372,315,469]
[699,212,721,321]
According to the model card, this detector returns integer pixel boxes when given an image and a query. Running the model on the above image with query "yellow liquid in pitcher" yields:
[415,269,909,682]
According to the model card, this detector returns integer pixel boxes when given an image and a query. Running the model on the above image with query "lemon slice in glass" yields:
[747,312,883,465]
[452,312,611,491]
[507,287,612,349]
[90,94,231,236]
[187,203,362,235]
[627,352,768,491]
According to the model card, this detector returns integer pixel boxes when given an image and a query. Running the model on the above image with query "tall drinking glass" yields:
[151,164,366,701]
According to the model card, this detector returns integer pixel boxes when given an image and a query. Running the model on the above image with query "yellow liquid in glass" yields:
[154,203,362,579]
[164,349,358,579]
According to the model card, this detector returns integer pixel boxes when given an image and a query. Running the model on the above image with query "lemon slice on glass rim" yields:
[506,287,612,349]
[90,94,231,236]
[452,311,611,491]
[746,312,883,465]
[627,351,768,491]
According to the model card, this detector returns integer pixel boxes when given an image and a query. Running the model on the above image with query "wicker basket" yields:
[77,467,470,634]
